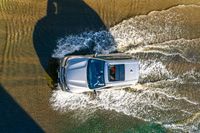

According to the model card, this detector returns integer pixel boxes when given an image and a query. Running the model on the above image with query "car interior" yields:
[109,64,125,81]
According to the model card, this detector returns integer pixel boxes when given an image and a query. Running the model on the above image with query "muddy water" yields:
[1,0,200,133]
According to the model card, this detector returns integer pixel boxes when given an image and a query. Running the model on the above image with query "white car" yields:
[58,54,139,93]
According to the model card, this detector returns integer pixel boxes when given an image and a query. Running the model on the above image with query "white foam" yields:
[50,84,199,123]
[109,5,200,63]
[175,69,200,84]
[138,60,173,83]
[164,113,200,133]
[52,31,116,58]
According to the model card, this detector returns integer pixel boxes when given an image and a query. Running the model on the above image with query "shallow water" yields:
[1,0,200,133]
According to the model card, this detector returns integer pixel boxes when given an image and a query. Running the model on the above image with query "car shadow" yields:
[0,84,44,133]
[33,0,111,84]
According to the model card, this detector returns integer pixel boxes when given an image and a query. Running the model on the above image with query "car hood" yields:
[65,57,89,92]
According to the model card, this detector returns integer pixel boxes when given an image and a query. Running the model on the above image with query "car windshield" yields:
[87,59,105,89]
[109,64,125,81]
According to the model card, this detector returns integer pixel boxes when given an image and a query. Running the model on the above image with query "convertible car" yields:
[58,54,139,93]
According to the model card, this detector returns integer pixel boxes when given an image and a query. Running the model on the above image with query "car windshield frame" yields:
[87,59,105,89]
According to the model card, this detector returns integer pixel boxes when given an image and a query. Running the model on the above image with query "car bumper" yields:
[57,57,70,91]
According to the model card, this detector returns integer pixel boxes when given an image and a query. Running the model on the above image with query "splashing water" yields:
[51,4,200,132]
[138,60,173,83]
[50,84,199,123]
[52,31,116,58]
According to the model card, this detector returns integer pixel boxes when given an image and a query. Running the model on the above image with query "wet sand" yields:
[0,0,59,132]
[85,0,200,27]
[1,0,200,132]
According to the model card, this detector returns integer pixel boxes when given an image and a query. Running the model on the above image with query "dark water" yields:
[1,0,200,133]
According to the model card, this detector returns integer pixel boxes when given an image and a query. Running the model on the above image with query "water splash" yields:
[50,4,200,132]
[109,5,200,63]
[50,86,199,123]
[138,60,173,84]
[52,31,116,58]
[164,111,200,132]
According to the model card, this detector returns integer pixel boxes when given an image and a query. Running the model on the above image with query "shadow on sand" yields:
[33,0,109,82]
[0,84,44,133]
